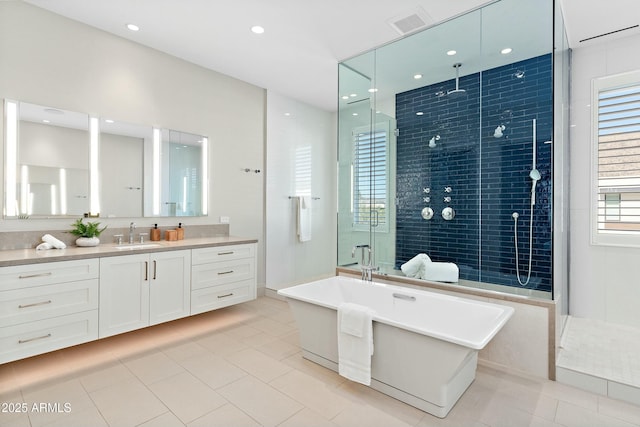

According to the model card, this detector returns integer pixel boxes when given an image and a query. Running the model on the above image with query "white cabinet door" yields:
[99,254,150,338]
[149,250,191,325]
[99,250,191,337]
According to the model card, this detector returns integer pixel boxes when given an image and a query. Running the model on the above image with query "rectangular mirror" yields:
[5,100,209,219]
[99,119,150,218]
[4,100,90,218]
[145,129,208,217]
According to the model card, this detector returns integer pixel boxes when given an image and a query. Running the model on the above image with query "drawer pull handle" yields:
[217,270,234,275]
[18,333,52,344]
[218,251,234,255]
[217,293,234,299]
[18,300,52,309]
[145,261,149,281]
[18,272,52,279]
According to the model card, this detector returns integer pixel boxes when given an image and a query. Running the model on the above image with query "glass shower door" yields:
[337,54,393,272]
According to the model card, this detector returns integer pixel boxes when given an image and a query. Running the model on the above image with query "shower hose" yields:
[513,204,534,287]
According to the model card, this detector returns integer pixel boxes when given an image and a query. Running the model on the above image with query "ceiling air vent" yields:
[579,24,639,43]
[388,7,433,35]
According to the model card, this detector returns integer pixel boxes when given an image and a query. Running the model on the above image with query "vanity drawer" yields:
[0,259,99,291]
[191,244,255,265]
[191,258,255,290]
[0,310,98,364]
[191,280,255,314]
[0,279,98,327]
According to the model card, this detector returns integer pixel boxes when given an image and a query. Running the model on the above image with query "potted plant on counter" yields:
[70,218,107,247]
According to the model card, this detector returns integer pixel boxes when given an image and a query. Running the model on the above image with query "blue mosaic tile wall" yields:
[395,54,552,292]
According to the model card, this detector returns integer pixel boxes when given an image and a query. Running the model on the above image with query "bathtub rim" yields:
[277,275,514,351]
[335,267,558,381]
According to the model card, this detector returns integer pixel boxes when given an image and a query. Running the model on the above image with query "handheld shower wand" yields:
[530,169,541,205]
[529,118,540,205]
[513,118,539,287]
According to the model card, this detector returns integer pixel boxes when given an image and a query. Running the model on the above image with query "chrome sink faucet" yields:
[129,222,136,244]
[352,244,378,281]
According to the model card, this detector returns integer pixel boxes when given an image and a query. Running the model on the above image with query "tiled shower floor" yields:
[557,316,640,404]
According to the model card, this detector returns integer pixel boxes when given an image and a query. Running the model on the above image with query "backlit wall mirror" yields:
[99,119,149,218]
[145,129,208,217]
[4,100,90,218]
[4,100,209,219]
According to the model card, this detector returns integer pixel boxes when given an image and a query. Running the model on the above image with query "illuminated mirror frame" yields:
[4,100,18,217]
[201,137,208,216]
[4,99,208,218]
[89,117,100,216]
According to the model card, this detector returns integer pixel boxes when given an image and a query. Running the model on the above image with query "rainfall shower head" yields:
[447,63,466,98]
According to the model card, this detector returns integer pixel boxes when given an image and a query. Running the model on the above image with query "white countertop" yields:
[0,236,258,267]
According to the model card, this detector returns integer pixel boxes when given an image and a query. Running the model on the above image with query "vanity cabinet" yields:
[191,244,257,314]
[0,259,99,364]
[99,250,191,338]
[0,239,256,363]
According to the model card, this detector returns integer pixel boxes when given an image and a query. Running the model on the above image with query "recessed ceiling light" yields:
[126,23,140,32]
[501,47,512,54]
[447,50,457,56]
[251,25,265,34]
[414,74,423,80]
[368,88,378,93]
[341,95,349,100]
[352,113,358,116]
[104,119,115,124]
[42,119,50,123]
[284,112,291,117]
[350,93,357,97]
[416,112,424,116]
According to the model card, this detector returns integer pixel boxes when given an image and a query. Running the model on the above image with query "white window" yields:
[352,125,389,232]
[592,70,640,246]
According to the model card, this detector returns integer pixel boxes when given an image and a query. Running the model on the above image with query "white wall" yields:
[265,91,336,290]
[0,2,267,287]
[569,33,640,328]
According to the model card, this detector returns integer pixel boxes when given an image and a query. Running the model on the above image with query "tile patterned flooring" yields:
[1,297,640,427]
[558,316,640,388]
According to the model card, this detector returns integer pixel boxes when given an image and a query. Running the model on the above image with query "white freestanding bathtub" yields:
[278,276,514,418]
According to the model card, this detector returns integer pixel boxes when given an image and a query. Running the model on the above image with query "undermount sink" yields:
[113,243,163,250]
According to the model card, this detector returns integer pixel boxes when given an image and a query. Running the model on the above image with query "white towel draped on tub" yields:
[337,302,375,385]
[296,196,312,242]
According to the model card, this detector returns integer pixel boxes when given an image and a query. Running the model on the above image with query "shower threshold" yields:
[557,316,640,406]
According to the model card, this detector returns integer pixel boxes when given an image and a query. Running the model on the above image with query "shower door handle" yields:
[371,210,379,228]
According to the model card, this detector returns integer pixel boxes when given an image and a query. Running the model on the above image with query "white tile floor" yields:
[1,297,640,427]
[557,316,640,405]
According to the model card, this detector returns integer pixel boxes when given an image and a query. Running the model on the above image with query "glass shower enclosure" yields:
[337,0,569,300]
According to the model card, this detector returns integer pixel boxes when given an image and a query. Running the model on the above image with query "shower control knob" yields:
[423,197,430,203]
[421,207,434,220]
[442,207,455,221]
[444,196,451,203]
[423,187,431,194]
[444,186,452,193]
